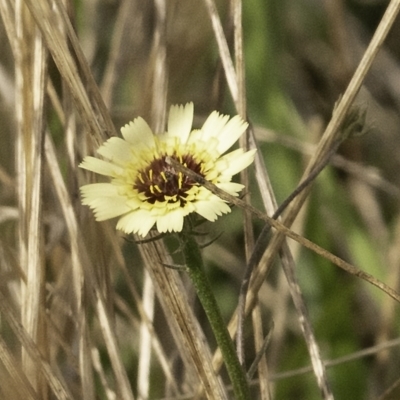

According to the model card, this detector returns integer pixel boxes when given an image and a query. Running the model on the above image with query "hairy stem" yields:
[181,234,250,400]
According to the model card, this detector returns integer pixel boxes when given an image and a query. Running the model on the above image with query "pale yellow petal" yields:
[187,129,202,143]
[167,102,194,143]
[80,184,131,220]
[217,148,243,162]
[121,117,155,147]
[97,137,133,164]
[181,200,196,214]
[218,149,257,177]
[200,111,230,142]
[216,182,244,195]
[80,182,119,198]
[156,208,185,233]
[194,196,231,221]
[79,157,123,177]
[126,197,144,209]
[187,133,219,156]
[116,210,156,236]
[215,116,248,154]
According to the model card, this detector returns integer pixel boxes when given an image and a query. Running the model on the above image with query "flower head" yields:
[80,103,256,237]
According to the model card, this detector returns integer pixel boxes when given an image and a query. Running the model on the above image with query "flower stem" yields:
[181,234,250,400]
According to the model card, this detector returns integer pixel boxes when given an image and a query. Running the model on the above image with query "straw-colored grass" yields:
[1,0,400,399]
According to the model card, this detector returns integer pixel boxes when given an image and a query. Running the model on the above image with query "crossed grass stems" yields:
[5,0,400,398]
[135,108,400,397]
[163,114,400,365]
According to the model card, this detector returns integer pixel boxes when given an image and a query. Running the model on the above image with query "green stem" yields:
[181,234,250,400]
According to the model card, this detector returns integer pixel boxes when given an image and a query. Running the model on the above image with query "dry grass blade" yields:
[378,217,400,348]
[114,293,181,395]
[270,337,400,381]
[100,0,133,108]
[13,1,47,393]
[250,307,271,400]
[0,290,73,400]
[47,82,95,400]
[137,273,154,399]
[44,135,135,400]
[0,0,16,57]
[230,0,256,368]
[232,0,246,117]
[378,376,400,400]
[112,248,183,394]
[279,248,333,399]
[23,0,115,143]
[95,293,135,400]
[91,348,116,400]
[202,2,333,396]
[140,241,229,400]
[0,335,39,400]
[255,127,400,199]
[203,0,238,103]
[149,0,168,132]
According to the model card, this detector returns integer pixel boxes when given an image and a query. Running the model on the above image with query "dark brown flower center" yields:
[134,154,204,205]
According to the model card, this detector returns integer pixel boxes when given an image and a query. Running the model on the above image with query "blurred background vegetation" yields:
[1,0,400,399]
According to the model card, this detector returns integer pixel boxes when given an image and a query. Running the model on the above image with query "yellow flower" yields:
[79,103,256,237]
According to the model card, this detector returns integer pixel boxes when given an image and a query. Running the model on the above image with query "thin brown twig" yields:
[256,0,400,280]
[236,136,344,366]
[165,156,400,305]
[269,336,400,381]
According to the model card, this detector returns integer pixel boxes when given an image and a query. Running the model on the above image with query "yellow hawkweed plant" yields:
[79,103,256,237]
